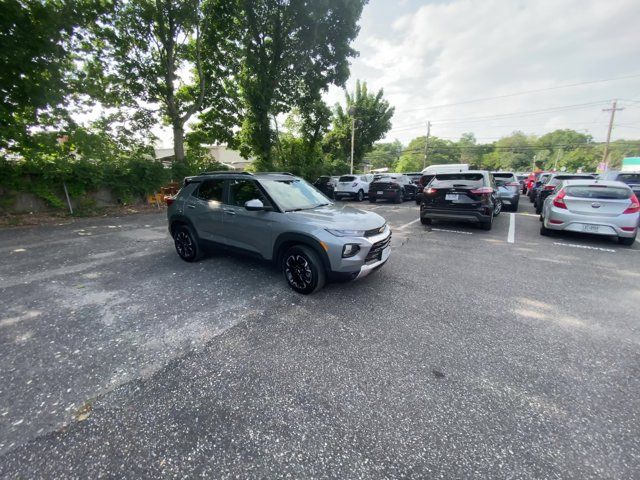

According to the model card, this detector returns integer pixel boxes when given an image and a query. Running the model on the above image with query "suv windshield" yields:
[260,178,330,211]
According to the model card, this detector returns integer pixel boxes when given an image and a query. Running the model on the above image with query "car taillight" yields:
[552,189,567,209]
[470,187,493,195]
[165,196,175,206]
[425,188,438,195]
[623,194,640,214]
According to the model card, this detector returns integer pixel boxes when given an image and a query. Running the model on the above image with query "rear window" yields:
[565,186,630,199]
[432,173,484,187]
[492,173,515,180]
[420,174,435,185]
[373,176,399,183]
[339,176,356,182]
[617,174,640,184]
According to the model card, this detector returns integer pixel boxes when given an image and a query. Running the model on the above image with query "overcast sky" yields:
[323,0,640,145]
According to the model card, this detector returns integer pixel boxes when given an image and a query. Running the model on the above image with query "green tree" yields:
[233,0,366,170]
[0,0,107,150]
[324,80,394,170]
[91,0,238,162]
[364,141,402,170]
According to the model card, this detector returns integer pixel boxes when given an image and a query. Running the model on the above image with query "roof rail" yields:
[198,171,253,176]
[253,172,296,176]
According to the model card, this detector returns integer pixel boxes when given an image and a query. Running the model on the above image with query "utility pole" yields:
[423,121,431,170]
[349,106,357,174]
[602,100,624,169]
[553,148,562,171]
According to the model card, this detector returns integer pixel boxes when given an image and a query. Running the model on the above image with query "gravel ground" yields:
[0,197,639,478]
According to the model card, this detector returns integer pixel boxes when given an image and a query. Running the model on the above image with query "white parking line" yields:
[553,242,616,253]
[432,228,473,235]
[507,213,515,244]
[395,218,420,230]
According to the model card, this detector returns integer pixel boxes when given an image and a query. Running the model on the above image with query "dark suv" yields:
[599,170,640,199]
[420,171,502,230]
[368,174,419,203]
[167,172,391,294]
[533,173,596,214]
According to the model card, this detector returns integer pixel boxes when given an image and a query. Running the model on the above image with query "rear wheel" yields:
[618,236,636,246]
[540,223,551,236]
[512,200,519,212]
[493,200,502,216]
[369,197,376,203]
[535,202,542,214]
[420,217,432,225]
[394,191,403,203]
[282,245,326,294]
[481,216,493,230]
[173,225,202,262]
[356,189,364,202]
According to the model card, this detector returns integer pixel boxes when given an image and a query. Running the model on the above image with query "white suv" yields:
[334,174,373,202]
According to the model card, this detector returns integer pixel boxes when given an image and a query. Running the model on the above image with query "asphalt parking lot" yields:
[1,196,639,478]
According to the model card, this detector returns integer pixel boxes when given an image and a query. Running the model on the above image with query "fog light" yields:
[342,244,360,258]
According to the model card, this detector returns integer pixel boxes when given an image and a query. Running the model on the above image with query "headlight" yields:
[326,229,366,237]
[342,244,360,257]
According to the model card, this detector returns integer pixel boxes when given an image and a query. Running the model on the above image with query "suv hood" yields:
[285,204,385,231]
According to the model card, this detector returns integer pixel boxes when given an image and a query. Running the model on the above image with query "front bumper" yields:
[319,227,392,277]
[335,190,361,198]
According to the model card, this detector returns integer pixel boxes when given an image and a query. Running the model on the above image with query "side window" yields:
[194,179,224,202]
[227,180,268,207]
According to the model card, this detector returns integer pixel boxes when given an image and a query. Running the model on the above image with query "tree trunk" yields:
[173,124,185,162]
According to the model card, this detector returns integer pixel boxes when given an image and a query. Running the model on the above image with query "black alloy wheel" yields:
[174,226,201,262]
[282,245,326,294]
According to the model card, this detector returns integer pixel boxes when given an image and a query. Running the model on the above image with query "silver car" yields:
[166,172,391,293]
[540,179,639,245]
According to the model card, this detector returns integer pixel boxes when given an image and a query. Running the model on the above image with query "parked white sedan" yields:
[540,179,639,245]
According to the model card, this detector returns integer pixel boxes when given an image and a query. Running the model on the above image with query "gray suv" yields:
[167,172,391,294]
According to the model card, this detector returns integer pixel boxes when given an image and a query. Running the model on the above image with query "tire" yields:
[282,245,326,294]
[356,189,364,202]
[173,225,202,262]
[420,216,432,225]
[394,190,403,204]
[415,199,421,205]
[529,192,535,203]
[618,236,636,246]
[540,223,551,236]
[512,200,519,212]
[535,202,542,215]
[481,217,493,230]
[539,213,543,222]
[369,197,376,203]
[493,200,502,216]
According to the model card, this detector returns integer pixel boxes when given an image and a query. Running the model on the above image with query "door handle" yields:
[223,209,236,215]
[187,204,196,209]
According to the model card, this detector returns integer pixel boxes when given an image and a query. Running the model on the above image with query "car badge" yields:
[591,202,601,208]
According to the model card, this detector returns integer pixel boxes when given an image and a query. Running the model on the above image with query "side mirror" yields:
[245,199,266,211]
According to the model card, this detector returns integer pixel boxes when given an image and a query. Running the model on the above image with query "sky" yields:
[323,0,640,145]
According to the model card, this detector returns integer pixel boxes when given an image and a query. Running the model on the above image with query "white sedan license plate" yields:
[377,191,383,195]
[445,194,459,201]
[582,224,600,233]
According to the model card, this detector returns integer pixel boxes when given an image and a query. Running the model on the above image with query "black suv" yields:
[313,176,335,199]
[368,174,419,203]
[533,173,596,214]
[420,171,502,230]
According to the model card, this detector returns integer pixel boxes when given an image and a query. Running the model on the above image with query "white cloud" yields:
[327,0,640,144]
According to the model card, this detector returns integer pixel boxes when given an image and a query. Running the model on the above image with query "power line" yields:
[397,73,640,113]
[387,100,610,132]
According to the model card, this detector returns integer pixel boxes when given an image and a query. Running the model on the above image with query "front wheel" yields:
[282,245,326,294]
[618,236,636,246]
[356,189,364,202]
[420,216,432,225]
[173,225,202,262]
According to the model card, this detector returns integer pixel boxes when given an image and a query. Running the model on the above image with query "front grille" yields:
[365,234,391,264]
[364,224,386,237]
